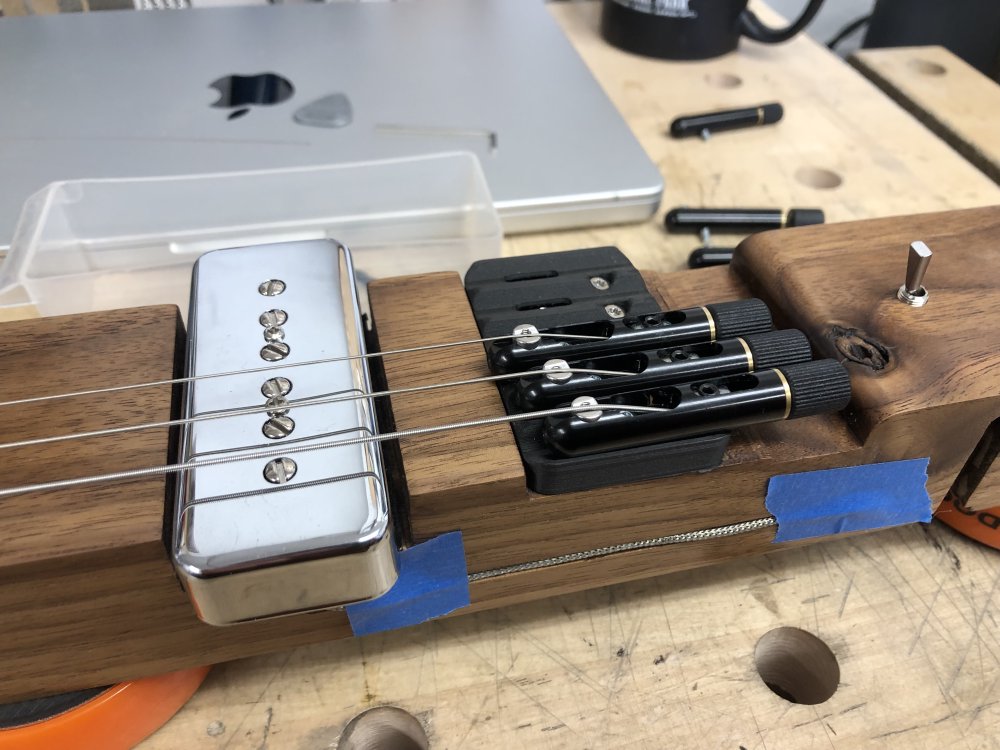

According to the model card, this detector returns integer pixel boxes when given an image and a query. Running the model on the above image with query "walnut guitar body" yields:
[1,207,998,701]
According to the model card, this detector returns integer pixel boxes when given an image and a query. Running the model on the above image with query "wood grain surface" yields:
[735,206,1000,509]
[852,46,1000,186]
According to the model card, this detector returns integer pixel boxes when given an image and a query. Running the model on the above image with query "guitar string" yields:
[0,402,668,500]
[0,330,606,409]
[0,367,632,450]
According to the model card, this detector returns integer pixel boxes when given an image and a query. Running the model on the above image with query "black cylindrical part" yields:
[489,299,772,374]
[670,103,783,138]
[688,247,736,268]
[543,359,849,457]
[705,298,772,339]
[665,207,825,234]
[781,359,852,418]
[516,329,809,411]
[745,328,812,370]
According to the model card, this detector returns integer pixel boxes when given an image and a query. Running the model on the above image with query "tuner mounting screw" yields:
[262,416,295,440]
[258,279,286,297]
[590,276,610,291]
[261,377,293,398]
[259,309,288,327]
[261,342,291,361]
[604,304,625,319]
[263,326,285,343]
[571,395,603,422]
[263,457,297,484]
[543,358,573,383]
[513,323,542,348]
[897,240,932,307]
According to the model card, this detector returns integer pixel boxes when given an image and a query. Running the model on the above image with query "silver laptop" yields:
[0,0,662,243]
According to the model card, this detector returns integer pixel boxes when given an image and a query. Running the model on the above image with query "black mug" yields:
[601,0,827,60]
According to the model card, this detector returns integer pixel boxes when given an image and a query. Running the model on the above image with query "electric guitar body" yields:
[1,206,999,702]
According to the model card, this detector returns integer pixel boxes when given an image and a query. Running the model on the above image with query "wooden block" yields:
[852,46,1000,185]
[734,205,1000,503]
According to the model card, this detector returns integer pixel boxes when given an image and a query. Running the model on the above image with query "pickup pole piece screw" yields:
[261,377,292,398]
[258,279,286,296]
[263,326,285,343]
[260,342,290,361]
[259,309,288,327]
[265,397,290,417]
[263,457,297,484]
[262,416,295,439]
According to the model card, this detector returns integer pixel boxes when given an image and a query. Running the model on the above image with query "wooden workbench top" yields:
[127,3,1000,748]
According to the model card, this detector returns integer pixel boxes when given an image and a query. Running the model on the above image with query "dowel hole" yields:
[794,166,843,190]
[705,72,742,89]
[754,627,840,705]
[909,59,947,76]
[338,707,430,750]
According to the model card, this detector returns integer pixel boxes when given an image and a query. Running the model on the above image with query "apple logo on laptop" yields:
[209,73,294,120]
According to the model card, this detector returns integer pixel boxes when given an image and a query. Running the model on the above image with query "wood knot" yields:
[826,325,891,371]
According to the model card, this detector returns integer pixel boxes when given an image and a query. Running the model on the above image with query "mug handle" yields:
[741,0,826,44]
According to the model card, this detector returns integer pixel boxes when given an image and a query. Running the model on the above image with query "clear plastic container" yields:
[0,152,501,316]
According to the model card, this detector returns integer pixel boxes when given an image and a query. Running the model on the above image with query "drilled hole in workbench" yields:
[909,59,947,76]
[794,166,843,190]
[705,72,742,88]
[338,707,429,750]
[754,627,840,705]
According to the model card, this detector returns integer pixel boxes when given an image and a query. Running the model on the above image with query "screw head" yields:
[261,377,293,398]
[697,382,719,396]
[265,396,290,417]
[260,342,290,361]
[513,323,542,348]
[571,396,603,422]
[590,276,610,291]
[262,416,295,439]
[258,279,286,296]
[604,304,625,320]
[263,326,285,343]
[259,309,288,327]
[263,457,297,484]
[543,358,573,383]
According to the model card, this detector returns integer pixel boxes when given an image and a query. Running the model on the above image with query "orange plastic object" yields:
[0,666,209,750]
[935,495,1000,551]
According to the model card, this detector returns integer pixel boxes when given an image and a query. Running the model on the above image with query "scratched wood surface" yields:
[134,2,1000,748]
[852,46,1000,187]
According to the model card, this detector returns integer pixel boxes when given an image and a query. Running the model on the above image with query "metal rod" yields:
[0,403,668,499]
[0,331,607,409]
[0,367,631,451]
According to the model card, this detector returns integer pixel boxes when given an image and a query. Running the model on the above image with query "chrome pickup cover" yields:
[173,240,396,625]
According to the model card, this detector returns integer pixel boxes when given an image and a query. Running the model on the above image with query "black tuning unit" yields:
[464,246,852,494]
[515,329,812,410]
[542,360,852,457]
[489,299,773,374]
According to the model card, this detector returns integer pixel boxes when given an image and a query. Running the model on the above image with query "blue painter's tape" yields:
[346,531,470,636]
[766,458,932,543]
